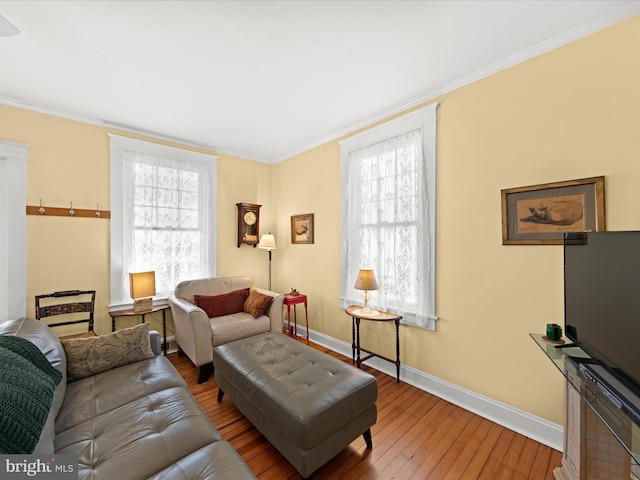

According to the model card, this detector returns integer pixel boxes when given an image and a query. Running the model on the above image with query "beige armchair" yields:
[168,276,284,383]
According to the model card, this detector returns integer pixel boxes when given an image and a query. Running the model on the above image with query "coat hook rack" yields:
[26,201,111,219]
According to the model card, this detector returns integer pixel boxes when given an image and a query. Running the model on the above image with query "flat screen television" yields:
[564,231,640,419]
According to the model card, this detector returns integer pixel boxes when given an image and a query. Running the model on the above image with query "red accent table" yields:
[284,293,309,345]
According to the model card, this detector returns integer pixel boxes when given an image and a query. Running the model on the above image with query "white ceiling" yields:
[1,1,638,162]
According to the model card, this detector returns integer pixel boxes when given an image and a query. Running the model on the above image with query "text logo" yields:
[1,455,77,479]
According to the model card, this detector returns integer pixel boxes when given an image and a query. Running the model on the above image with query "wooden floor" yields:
[167,340,562,480]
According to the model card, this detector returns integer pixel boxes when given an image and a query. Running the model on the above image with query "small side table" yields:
[345,305,402,383]
[284,293,309,345]
[109,303,170,355]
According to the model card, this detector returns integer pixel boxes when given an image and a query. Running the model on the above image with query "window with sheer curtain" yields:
[340,104,438,330]
[109,135,217,307]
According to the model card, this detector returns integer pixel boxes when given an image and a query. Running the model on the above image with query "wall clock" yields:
[236,203,261,247]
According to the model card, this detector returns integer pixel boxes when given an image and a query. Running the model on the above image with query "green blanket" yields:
[0,335,63,454]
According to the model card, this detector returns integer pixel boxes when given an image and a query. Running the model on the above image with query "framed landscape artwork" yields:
[291,213,314,244]
[501,176,605,245]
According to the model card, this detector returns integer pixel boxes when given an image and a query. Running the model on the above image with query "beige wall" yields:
[0,106,273,336]
[2,14,639,427]
[272,15,640,425]
[216,155,275,284]
[1,108,114,333]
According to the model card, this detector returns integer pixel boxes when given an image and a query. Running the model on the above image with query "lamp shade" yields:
[258,233,277,250]
[129,271,156,299]
[354,269,378,291]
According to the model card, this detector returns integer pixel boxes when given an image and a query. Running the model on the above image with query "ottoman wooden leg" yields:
[217,388,225,402]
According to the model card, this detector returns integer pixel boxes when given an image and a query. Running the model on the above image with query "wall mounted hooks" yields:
[26,201,111,219]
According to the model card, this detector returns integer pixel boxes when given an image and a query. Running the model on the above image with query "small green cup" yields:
[546,323,562,341]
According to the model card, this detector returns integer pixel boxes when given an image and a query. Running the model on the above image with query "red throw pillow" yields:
[194,288,250,318]
[243,290,274,318]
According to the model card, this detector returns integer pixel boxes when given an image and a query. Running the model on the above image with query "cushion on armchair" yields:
[243,290,274,318]
[194,288,250,318]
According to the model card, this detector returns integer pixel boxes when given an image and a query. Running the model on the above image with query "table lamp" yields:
[354,269,379,315]
[258,233,276,290]
[129,271,156,313]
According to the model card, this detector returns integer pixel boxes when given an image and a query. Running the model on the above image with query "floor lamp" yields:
[258,233,276,290]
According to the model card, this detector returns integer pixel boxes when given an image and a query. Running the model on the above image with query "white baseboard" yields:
[287,322,563,452]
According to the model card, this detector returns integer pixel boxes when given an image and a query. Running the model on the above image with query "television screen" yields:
[564,231,640,393]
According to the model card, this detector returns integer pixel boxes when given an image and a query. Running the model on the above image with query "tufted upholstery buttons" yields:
[214,332,377,478]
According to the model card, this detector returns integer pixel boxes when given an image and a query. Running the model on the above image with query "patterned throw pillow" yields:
[62,323,155,382]
[243,290,274,318]
[194,288,250,318]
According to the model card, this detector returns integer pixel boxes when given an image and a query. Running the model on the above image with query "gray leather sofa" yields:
[0,317,256,480]
[168,276,284,383]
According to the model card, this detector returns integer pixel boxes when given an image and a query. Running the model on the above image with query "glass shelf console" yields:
[530,333,640,467]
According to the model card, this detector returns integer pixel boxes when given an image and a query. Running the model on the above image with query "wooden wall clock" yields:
[236,203,261,247]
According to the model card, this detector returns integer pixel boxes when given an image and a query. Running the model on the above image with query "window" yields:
[339,104,437,330]
[109,135,217,307]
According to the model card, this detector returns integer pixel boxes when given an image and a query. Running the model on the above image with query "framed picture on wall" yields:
[291,213,314,244]
[501,176,605,245]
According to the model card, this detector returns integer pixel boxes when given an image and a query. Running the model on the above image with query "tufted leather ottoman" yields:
[214,332,377,479]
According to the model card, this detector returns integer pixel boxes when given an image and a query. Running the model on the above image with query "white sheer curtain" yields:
[340,110,437,329]
[121,150,214,300]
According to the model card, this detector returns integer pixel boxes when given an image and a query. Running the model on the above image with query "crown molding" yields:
[0,95,105,127]
[103,120,220,155]
[443,1,640,94]
[274,2,640,163]
[0,95,271,164]
[3,2,639,165]
[207,147,271,164]
[105,120,270,163]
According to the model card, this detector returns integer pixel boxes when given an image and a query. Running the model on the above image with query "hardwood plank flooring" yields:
[167,340,562,479]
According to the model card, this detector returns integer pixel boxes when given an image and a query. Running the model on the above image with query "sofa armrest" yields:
[168,294,213,367]
[254,288,284,333]
[149,330,161,356]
